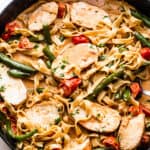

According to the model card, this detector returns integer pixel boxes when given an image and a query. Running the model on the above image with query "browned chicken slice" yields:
[51,43,98,79]
[64,138,91,150]
[118,113,145,150]
[72,100,121,133]
[28,2,58,31]
[71,2,110,29]
[84,0,105,7]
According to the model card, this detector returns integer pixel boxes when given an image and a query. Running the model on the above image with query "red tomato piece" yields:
[18,37,34,49]
[140,104,150,116]
[130,82,142,98]
[59,78,81,97]
[142,134,150,144]
[128,105,142,116]
[58,2,66,18]
[102,136,119,150]
[72,35,90,45]
[141,47,150,60]
[5,20,22,34]
[1,33,11,41]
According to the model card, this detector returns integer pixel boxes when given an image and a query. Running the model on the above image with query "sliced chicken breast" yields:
[0,64,27,105]
[64,138,91,150]
[51,43,98,79]
[118,113,145,150]
[28,2,58,31]
[72,100,121,133]
[71,2,110,28]
[18,101,62,131]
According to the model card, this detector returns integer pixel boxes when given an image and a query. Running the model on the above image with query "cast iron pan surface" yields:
[0,0,150,149]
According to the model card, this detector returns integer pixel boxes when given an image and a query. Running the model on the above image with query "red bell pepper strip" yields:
[130,82,142,98]
[102,136,119,150]
[128,105,142,116]
[58,2,66,18]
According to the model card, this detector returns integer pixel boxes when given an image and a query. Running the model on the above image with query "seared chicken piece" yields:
[72,100,121,133]
[28,2,58,31]
[84,0,105,7]
[64,138,91,150]
[118,113,145,150]
[0,64,27,105]
[18,101,62,131]
[51,43,98,79]
[71,2,110,29]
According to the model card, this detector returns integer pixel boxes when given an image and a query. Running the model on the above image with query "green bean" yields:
[0,53,36,73]
[131,9,150,27]
[0,112,37,142]
[45,60,51,68]
[36,88,44,94]
[7,69,31,78]
[122,88,131,102]
[86,69,124,100]
[134,32,150,47]
[43,25,52,44]
[29,34,44,42]
[6,120,37,142]
[43,46,55,62]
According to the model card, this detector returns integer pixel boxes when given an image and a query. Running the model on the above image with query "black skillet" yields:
[0,0,150,149]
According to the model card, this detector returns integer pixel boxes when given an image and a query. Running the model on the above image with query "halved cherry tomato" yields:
[5,20,22,34]
[59,78,81,97]
[10,116,17,133]
[102,136,119,150]
[18,37,34,49]
[142,134,150,143]
[1,21,22,41]
[1,33,11,41]
[140,104,150,116]
[141,47,150,60]
[72,35,90,45]
[130,82,142,98]
[128,105,142,116]
[58,2,66,18]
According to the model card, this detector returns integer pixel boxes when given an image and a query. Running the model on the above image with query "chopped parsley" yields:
[59,73,64,77]
[59,35,65,42]
[62,59,69,64]
[51,67,57,73]
[89,44,95,49]
[98,43,106,48]
[46,60,51,68]
[117,45,128,53]
[34,44,39,49]
[103,16,109,19]
[107,61,114,68]
[55,117,61,124]
[0,86,5,92]
[96,113,101,118]
[36,88,44,94]
[98,55,106,61]
[70,108,80,116]
[60,64,66,69]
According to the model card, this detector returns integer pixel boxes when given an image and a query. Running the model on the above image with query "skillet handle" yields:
[126,0,150,16]
[0,0,37,34]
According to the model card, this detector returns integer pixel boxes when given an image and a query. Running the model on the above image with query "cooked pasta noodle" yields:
[0,0,150,150]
